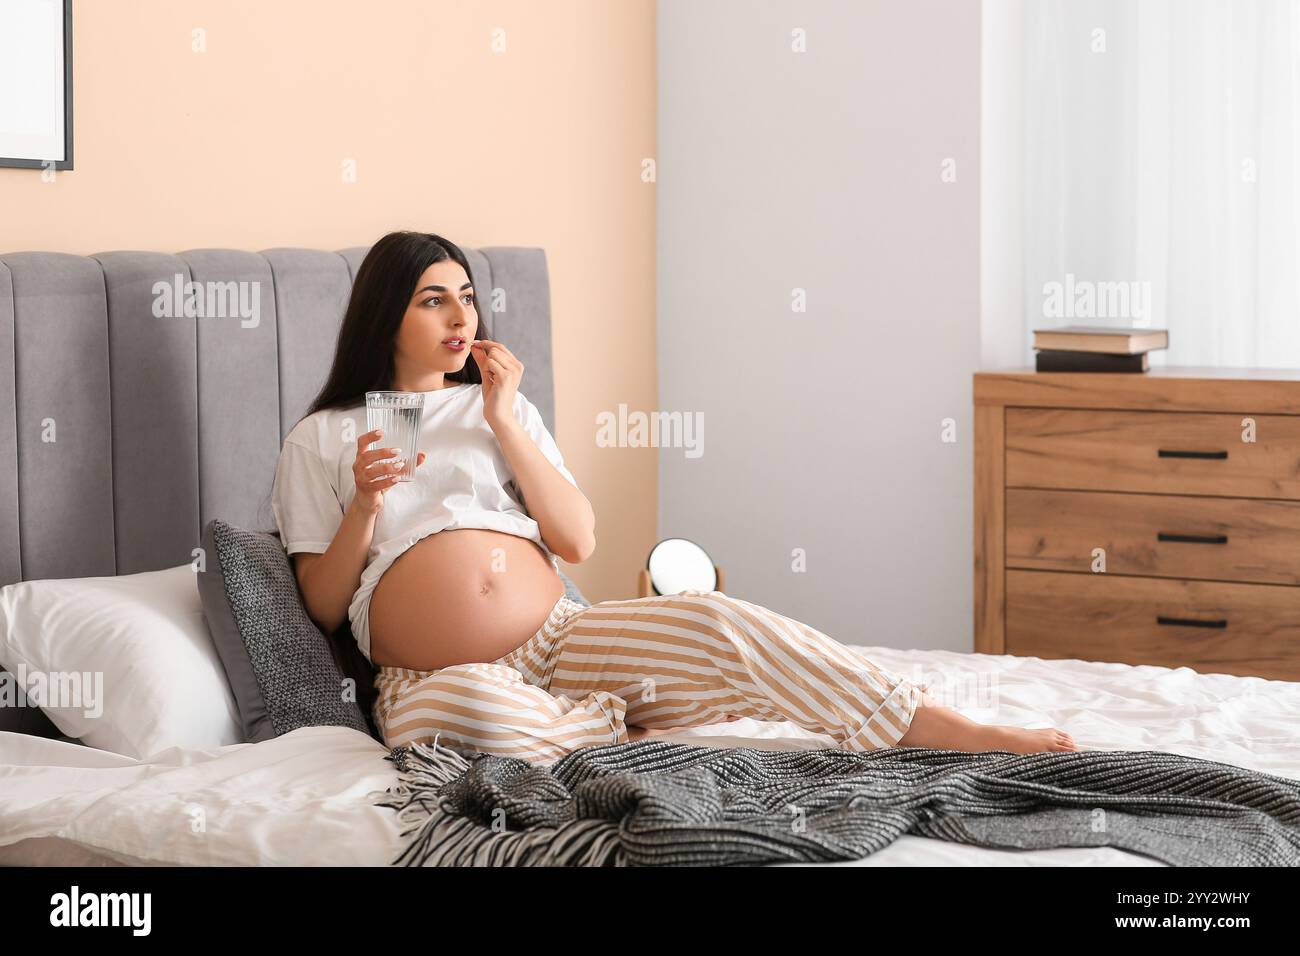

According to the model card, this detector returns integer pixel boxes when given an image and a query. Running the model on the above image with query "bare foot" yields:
[978,725,1080,754]
[896,693,1080,753]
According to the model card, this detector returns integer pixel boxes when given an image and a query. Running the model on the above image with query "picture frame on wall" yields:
[0,0,73,171]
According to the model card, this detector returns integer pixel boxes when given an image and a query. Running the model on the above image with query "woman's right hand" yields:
[350,428,425,516]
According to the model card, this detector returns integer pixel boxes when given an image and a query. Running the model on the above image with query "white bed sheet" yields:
[3,645,1297,867]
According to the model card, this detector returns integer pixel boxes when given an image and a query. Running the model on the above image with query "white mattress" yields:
[3,645,1297,867]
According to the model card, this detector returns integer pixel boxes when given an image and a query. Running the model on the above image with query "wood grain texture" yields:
[974,367,1300,678]
[973,404,1005,654]
[1006,569,1300,681]
[975,368,1300,413]
[1006,408,1300,499]
[1006,489,1300,585]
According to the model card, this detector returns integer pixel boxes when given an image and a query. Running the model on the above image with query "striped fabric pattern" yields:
[372,738,1300,867]
[371,590,927,765]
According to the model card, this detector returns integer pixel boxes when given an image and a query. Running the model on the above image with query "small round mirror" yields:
[647,538,717,595]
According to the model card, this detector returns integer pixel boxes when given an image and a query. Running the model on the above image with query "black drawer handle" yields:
[1157,449,1228,460]
[1156,615,1228,629]
[1157,532,1229,545]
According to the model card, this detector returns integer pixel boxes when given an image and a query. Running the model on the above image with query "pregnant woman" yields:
[272,231,1079,766]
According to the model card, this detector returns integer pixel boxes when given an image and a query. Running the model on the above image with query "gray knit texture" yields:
[373,740,1300,866]
[559,572,590,607]
[210,519,371,739]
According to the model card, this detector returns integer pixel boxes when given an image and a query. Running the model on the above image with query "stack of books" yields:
[1033,325,1169,372]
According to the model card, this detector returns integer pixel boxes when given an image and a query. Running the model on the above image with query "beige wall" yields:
[0,0,657,602]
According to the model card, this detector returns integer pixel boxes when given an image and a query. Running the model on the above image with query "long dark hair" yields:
[303,231,486,418]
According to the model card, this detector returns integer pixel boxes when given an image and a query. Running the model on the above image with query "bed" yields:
[1,245,1297,867]
[4,644,1298,866]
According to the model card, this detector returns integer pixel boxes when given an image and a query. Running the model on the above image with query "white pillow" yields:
[0,563,244,759]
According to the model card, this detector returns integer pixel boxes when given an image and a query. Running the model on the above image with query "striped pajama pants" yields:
[372,590,926,767]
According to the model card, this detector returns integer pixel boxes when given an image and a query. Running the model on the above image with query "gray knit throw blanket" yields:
[371,739,1300,866]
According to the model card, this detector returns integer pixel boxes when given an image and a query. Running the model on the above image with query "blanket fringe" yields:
[369,740,1300,867]
[372,735,471,820]
[371,736,626,866]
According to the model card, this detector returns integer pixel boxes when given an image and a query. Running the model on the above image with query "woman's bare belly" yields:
[367,528,567,672]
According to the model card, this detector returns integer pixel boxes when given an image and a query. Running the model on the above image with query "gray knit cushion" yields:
[197,518,372,743]
[560,571,591,607]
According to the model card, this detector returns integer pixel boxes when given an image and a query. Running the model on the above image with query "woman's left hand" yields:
[471,339,523,429]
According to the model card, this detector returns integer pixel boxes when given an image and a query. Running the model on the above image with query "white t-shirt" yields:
[269,383,579,662]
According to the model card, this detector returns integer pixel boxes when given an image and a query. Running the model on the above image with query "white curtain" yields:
[1022,0,1300,366]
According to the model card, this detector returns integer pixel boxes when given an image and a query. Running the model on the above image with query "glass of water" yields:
[365,391,424,482]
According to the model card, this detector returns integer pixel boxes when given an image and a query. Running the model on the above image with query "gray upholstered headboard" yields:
[0,242,556,739]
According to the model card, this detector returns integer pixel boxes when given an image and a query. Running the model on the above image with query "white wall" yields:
[657,0,982,651]
[981,0,1028,369]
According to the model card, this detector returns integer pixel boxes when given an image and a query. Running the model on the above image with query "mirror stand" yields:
[638,565,725,598]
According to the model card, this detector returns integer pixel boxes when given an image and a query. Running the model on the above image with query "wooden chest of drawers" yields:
[974,368,1300,682]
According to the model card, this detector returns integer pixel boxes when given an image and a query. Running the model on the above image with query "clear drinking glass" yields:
[365,391,424,482]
